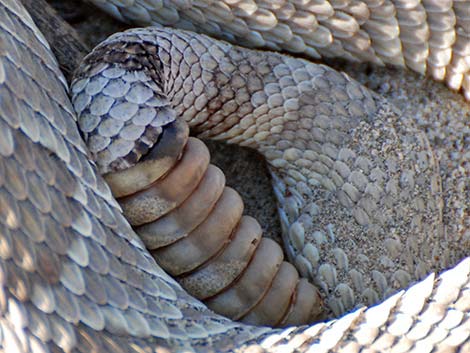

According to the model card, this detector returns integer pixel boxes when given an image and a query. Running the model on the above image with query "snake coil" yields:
[1,1,469,352]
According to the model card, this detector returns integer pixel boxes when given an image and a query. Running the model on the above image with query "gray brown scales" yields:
[0,0,469,352]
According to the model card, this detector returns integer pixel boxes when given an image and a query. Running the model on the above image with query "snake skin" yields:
[0,1,469,353]
[88,0,470,101]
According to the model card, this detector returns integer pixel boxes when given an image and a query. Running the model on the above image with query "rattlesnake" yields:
[0,0,469,352]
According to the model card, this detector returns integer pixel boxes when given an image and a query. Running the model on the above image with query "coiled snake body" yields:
[0,0,469,352]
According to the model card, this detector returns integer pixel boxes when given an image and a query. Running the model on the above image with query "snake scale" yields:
[0,0,469,352]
